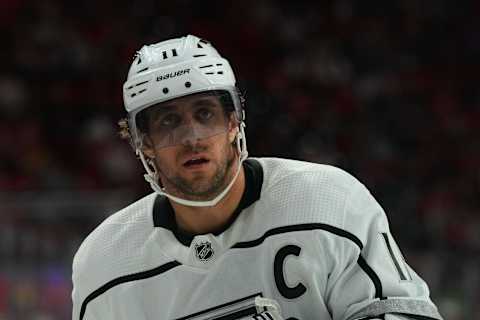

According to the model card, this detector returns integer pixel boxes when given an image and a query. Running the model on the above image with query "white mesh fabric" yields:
[72,158,442,320]
[72,193,171,319]
[244,158,355,235]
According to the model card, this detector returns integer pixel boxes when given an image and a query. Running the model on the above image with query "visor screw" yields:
[185,81,191,88]
[162,87,169,94]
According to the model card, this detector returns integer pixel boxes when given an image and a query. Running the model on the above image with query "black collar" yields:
[152,159,263,246]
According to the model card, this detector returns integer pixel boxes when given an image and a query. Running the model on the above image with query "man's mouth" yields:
[183,157,210,168]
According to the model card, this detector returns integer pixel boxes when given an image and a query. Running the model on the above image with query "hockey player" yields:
[71,35,443,320]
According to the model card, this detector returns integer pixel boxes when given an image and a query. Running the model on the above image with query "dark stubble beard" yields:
[161,139,237,201]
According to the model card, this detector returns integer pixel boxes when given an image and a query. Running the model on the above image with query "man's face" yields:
[141,92,239,201]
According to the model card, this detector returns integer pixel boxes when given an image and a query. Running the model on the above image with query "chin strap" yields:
[138,122,248,207]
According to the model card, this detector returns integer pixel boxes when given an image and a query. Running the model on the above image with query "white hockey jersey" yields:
[72,158,443,320]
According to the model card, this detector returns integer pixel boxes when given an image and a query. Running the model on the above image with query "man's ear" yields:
[228,124,239,143]
[141,135,156,159]
[227,114,239,143]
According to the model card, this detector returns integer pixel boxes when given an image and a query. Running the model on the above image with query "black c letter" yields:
[274,245,307,299]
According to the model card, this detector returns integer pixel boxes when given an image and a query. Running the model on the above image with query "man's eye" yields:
[196,108,214,122]
[159,114,181,128]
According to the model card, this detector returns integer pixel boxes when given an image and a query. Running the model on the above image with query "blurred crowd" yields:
[1,0,479,319]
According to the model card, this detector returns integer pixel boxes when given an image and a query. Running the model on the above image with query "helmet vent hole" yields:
[172,49,178,56]
[217,71,223,74]
[162,87,169,94]
[193,54,206,58]
[216,63,223,66]
[129,88,147,98]
[199,64,213,69]
[162,51,168,59]
[205,72,214,75]
[135,80,149,87]
[136,67,149,74]
[126,80,149,90]
[197,43,203,48]
[185,82,191,88]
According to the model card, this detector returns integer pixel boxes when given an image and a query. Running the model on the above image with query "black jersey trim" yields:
[231,223,364,249]
[358,315,385,320]
[358,255,383,299]
[79,260,181,320]
[230,223,384,299]
[152,158,264,246]
[175,292,263,320]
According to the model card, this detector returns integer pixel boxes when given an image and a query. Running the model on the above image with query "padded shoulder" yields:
[251,157,362,230]
[72,193,167,300]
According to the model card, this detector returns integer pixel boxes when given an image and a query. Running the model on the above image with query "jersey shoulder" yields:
[72,193,166,297]
[252,157,379,240]
[256,157,358,191]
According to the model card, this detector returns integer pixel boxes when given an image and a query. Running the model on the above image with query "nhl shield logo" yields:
[194,241,214,262]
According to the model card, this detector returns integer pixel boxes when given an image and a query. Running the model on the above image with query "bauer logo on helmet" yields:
[156,69,191,82]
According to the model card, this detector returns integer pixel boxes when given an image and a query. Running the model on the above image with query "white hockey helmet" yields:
[122,35,248,207]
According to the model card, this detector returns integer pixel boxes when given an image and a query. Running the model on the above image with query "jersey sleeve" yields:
[324,179,443,320]
[71,236,113,320]
[71,268,81,320]
[72,250,99,320]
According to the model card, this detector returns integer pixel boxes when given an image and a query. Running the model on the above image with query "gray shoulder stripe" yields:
[347,299,443,320]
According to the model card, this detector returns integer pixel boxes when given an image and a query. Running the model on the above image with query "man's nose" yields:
[179,123,202,147]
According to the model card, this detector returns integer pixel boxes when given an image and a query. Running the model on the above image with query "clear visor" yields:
[135,91,237,149]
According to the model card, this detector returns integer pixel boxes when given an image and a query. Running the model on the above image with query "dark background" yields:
[1,0,479,319]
